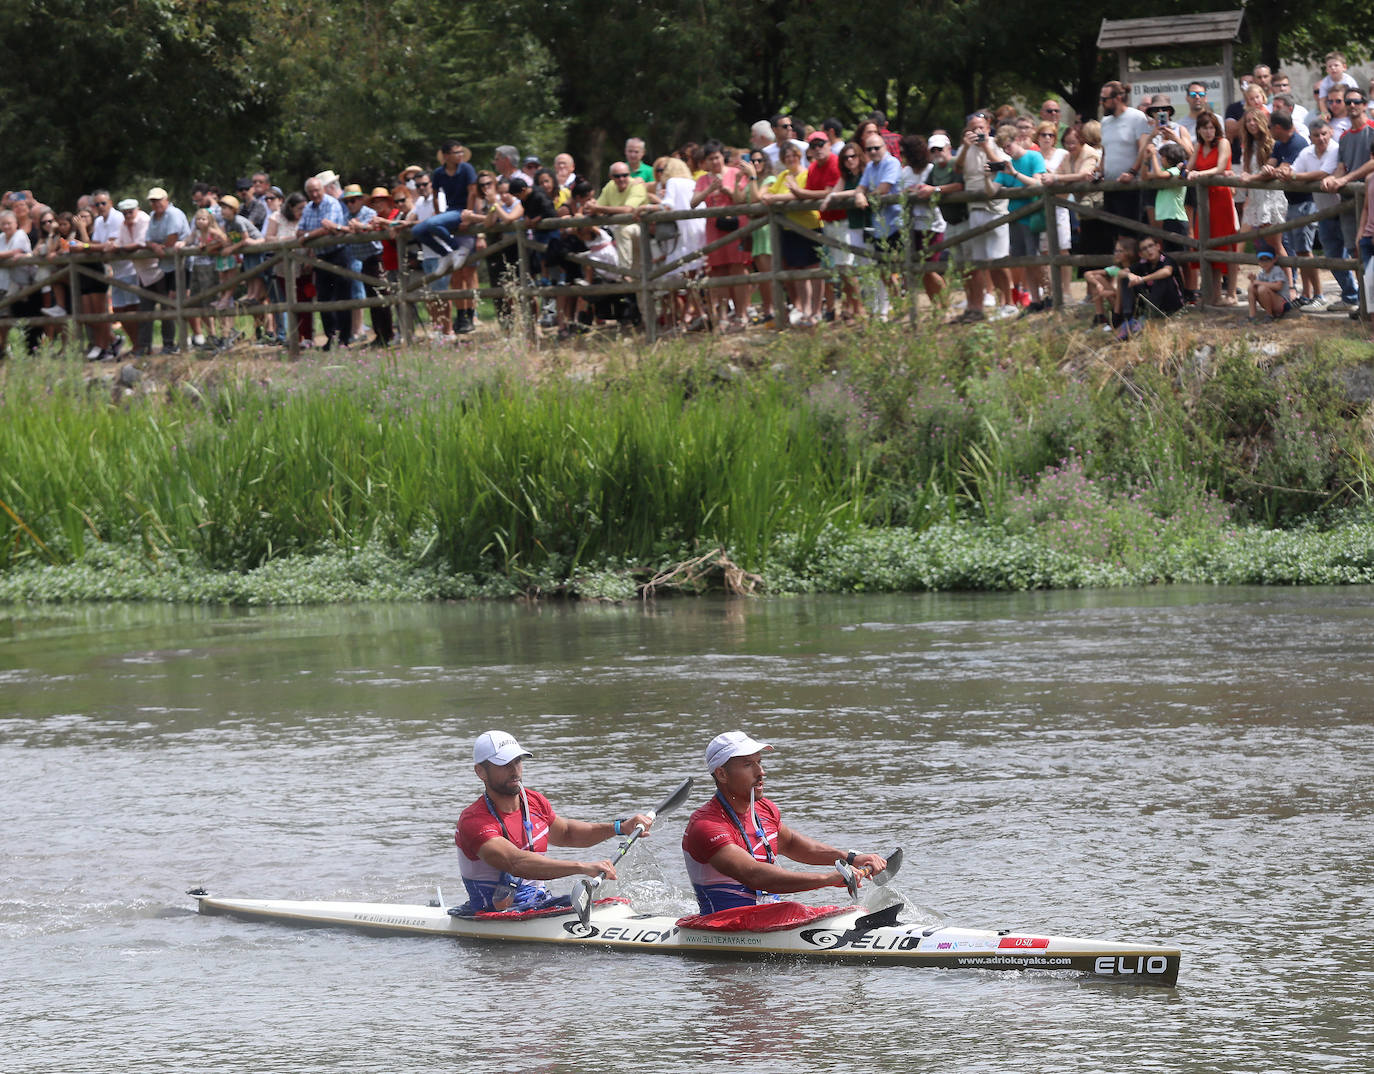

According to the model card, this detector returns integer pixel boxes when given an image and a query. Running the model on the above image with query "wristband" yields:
[846,851,857,866]
[614,819,625,836]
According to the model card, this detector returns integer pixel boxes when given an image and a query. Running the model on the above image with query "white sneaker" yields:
[86,345,102,361]
[995,304,1019,320]
[1305,295,1328,310]
[192,333,207,346]
[983,293,997,307]
[42,304,68,317]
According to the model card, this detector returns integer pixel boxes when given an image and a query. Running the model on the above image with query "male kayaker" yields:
[681,731,888,914]
[455,730,655,913]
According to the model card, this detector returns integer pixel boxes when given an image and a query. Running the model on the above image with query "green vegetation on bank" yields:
[2,318,1374,604]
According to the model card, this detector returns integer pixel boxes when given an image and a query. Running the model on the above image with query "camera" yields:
[976,133,987,143]
[986,160,1008,172]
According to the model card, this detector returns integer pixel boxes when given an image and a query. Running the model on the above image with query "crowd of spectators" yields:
[3,55,1373,357]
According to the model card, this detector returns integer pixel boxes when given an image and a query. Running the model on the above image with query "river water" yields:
[2,587,1371,1073]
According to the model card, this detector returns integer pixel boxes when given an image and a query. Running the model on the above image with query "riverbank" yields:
[3,310,1373,603]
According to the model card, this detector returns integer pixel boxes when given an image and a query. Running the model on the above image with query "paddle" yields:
[572,776,695,927]
[835,847,904,900]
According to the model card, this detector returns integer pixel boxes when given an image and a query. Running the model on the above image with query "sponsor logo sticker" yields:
[998,936,1050,949]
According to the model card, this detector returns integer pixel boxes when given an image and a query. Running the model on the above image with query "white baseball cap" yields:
[705,731,772,773]
[927,133,952,150]
[473,730,533,766]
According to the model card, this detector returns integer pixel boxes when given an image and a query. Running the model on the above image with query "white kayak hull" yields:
[189,891,1180,986]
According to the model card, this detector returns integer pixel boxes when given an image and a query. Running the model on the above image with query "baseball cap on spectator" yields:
[928,133,952,150]
[116,198,138,212]
[340,184,366,200]
[235,177,251,191]
[219,194,240,213]
[1257,249,1275,259]
[806,131,828,144]
[522,155,541,167]
[268,186,284,198]
[147,187,169,201]
[508,176,529,194]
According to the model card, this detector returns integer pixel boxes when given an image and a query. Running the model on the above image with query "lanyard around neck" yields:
[714,788,775,864]
[484,789,535,852]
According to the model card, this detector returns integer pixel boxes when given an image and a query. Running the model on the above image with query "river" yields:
[3,587,1371,1072]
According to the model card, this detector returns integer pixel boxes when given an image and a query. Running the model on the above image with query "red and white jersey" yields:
[455,789,556,907]
[681,794,782,913]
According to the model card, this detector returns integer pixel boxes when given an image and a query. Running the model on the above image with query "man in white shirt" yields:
[1099,80,1153,229]
[762,114,808,167]
[1285,119,1341,307]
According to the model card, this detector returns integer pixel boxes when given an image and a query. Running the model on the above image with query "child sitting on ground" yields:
[1248,248,1292,321]
[1085,237,1136,327]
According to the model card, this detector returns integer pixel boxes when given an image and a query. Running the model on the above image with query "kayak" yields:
[188,889,1180,986]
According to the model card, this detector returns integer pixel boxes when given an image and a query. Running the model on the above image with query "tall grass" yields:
[0,355,869,575]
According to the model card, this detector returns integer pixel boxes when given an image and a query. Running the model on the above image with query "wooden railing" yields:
[1,175,1365,352]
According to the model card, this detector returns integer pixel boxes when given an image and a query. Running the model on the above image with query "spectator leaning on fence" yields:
[1321,88,1374,311]
[141,187,191,353]
[1289,119,1343,309]
[298,175,351,350]
[852,126,903,321]
[1100,81,1152,230]
[951,111,1014,323]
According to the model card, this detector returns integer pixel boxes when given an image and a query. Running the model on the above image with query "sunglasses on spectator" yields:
[1348,98,1366,105]
[1187,91,1206,97]
[841,153,858,160]
[1043,106,1060,113]
[778,123,794,129]
[611,172,630,179]
[864,144,883,152]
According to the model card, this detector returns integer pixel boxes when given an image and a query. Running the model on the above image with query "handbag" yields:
[716,214,740,233]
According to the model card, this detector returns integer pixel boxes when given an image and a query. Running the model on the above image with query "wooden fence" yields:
[1,175,1365,353]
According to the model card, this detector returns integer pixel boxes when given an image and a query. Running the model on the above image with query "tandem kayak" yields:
[188,889,1180,986]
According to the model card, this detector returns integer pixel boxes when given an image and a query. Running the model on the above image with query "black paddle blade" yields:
[573,879,594,927]
[653,777,695,820]
[871,847,903,886]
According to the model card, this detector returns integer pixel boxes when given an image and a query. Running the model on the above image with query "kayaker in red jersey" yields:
[455,730,654,914]
[681,731,888,914]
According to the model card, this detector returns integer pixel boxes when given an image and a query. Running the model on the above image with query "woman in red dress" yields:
[1187,110,1239,304]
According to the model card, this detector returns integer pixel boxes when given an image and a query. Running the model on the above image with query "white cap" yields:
[473,730,533,766]
[705,731,772,773]
[927,133,952,150]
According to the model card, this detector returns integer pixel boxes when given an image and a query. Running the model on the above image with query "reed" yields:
[0,354,869,575]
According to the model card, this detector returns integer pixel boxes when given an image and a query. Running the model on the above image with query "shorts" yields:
[1009,221,1037,258]
[189,261,216,299]
[780,226,820,270]
[822,220,850,267]
[840,225,870,267]
[1160,218,1189,253]
[1038,205,1072,255]
[111,275,140,310]
[1284,199,1315,254]
[944,219,970,264]
[910,229,949,263]
[77,266,110,295]
[966,209,1009,261]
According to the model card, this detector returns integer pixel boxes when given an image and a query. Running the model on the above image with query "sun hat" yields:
[473,731,533,766]
[116,198,138,212]
[314,169,341,187]
[705,731,773,774]
[368,186,393,201]
[218,194,240,213]
[340,184,367,200]
[146,187,169,201]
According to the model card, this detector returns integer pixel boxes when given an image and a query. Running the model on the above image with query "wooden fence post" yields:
[173,250,186,350]
[1044,189,1063,310]
[286,248,300,359]
[639,222,656,343]
[397,240,412,346]
[768,206,786,330]
[1196,178,1214,305]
